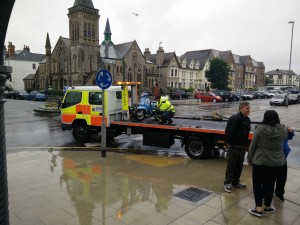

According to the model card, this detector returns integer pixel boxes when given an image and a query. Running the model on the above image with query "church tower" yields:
[68,0,100,85]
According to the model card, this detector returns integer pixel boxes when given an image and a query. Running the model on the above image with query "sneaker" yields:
[233,183,247,189]
[264,207,275,213]
[167,119,173,125]
[224,184,232,193]
[275,193,284,202]
[249,209,263,217]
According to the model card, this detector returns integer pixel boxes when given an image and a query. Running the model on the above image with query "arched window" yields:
[84,22,87,38]
[73,54,77,72]
[89,55,93,72]
[92,24,95,42]
[128,68,132,81]
[137,69,141,82]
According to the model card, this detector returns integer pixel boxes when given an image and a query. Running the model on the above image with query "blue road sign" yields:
[96,69,112,89]
[63,86,70,94]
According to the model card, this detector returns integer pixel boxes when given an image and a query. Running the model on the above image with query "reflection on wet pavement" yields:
[7,150,235,225]
[8,150,300,225]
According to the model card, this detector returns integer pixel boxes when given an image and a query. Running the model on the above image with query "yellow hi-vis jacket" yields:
[157,100,175,113]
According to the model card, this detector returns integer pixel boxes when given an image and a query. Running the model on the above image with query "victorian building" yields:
[37,0,101,91]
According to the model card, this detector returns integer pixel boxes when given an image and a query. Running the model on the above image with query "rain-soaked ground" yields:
[4,98,300,166]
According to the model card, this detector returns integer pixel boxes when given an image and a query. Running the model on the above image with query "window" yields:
[89,92,102,105]
[64,92,82,107]
[32,64,36,69]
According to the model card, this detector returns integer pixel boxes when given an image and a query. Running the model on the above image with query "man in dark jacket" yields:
[224,101,251,193]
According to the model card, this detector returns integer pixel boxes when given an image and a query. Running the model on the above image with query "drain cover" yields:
[174,187,212,203]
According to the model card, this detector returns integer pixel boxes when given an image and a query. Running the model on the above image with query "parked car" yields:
[194,91,222,102]
[258,91,271,98]
[27,91,46,101]
[4,90,28,100]
[252,92,264,99]
[5,91,18,99]
[287,94,300,104]
[212,90,233,102]
[170,90,189,100]
[269,94,287,106]
[230,92,241,101]
[240,92,254,100]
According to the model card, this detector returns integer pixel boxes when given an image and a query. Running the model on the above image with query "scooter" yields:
[135,95,158,121]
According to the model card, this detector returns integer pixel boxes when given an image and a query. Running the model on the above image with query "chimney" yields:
[7,41,15,57]
[144,48,151,61]
[24,45,30,51]
[156,46,164,66]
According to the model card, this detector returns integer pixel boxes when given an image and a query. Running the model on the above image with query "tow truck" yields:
[60,82,252,159]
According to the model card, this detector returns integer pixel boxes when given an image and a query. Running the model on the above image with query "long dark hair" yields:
[262,110,280,127]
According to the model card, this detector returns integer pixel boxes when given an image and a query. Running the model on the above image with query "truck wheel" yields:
[185,137,209,159]
[73,124,89,142]
[136,110,146,121]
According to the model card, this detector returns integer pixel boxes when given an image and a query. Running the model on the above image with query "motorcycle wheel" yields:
[136,110,146,121]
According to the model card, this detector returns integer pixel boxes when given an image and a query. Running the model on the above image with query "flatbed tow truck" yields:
[60,82,252,159]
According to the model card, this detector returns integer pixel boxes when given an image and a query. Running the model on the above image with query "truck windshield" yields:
[64,92,82,107]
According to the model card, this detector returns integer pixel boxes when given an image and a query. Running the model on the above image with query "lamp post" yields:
[288,20,294,92]
[158,42,162,82]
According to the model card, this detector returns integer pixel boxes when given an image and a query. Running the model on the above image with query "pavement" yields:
[6,101,300,225]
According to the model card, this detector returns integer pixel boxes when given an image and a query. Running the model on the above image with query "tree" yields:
[205,58,230,90]
[265,77,272,85]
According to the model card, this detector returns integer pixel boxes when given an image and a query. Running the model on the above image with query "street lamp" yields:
[288,20,294,92]
[158,42,162,82]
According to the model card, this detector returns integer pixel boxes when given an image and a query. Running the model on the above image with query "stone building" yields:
[37,0,101,91]
[144,47,180,89]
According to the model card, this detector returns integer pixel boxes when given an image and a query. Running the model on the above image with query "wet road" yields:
[4,98,300,167]
[4,99,78,151]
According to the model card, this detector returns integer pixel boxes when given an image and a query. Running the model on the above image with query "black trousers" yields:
[252,164,281,207]
[224,145,246,186]
[161,111,174,123]
[275,161,287,196]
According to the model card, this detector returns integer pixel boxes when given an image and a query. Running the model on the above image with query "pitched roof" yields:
[265,69,297,75]
[149,52,177,67]
[180,49,212,69]
[100,45,121,59]
[233,54,242,64]
[6,49,44,62]
[23,74,35,80]
[61,37,71,48]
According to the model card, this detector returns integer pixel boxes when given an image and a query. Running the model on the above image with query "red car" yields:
[194,92,222,102]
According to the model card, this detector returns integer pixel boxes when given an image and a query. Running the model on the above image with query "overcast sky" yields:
[5,0,300,74]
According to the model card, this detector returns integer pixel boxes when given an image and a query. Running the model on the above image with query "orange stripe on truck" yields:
[76,105,91,114]
[62,114,76,123]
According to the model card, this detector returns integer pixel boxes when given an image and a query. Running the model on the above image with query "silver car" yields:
[269,94,287,106]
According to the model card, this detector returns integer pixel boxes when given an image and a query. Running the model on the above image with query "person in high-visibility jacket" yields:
[155,95,175,125]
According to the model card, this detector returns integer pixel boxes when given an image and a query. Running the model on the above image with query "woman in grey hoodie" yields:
[248,110,287,217]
